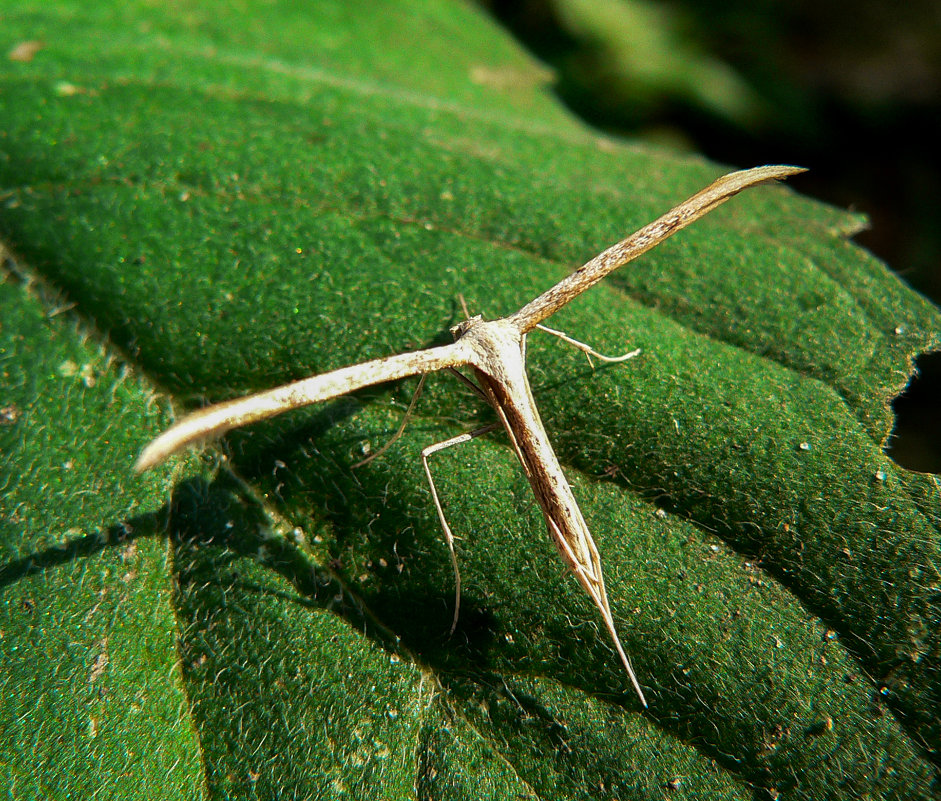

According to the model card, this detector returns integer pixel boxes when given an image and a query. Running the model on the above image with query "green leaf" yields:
[0,277,205,798]
[2,2,939,799]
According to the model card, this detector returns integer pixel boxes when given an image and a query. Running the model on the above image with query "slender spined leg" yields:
[352,374,428,468]
[421,422,500,633]
[535,324,641,367]
[546,516,648,707]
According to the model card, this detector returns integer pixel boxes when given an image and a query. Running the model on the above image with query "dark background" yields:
[480,0,941,473]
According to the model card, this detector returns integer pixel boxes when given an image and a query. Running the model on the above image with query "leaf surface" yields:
[1,2,939,798]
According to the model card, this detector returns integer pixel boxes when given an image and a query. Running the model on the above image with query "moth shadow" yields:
[0,474,363,627]
[217,398,507,672]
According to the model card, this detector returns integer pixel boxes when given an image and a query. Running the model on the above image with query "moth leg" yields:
[421,422,501,633]
[352,374,427,468]
[546,515,648,707]
[535,323,641,367]
[446,366,489,400]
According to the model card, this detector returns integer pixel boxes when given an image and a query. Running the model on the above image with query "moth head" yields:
[450,314,484,340]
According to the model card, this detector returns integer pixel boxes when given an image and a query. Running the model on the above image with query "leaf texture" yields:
[1,2,939,798]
